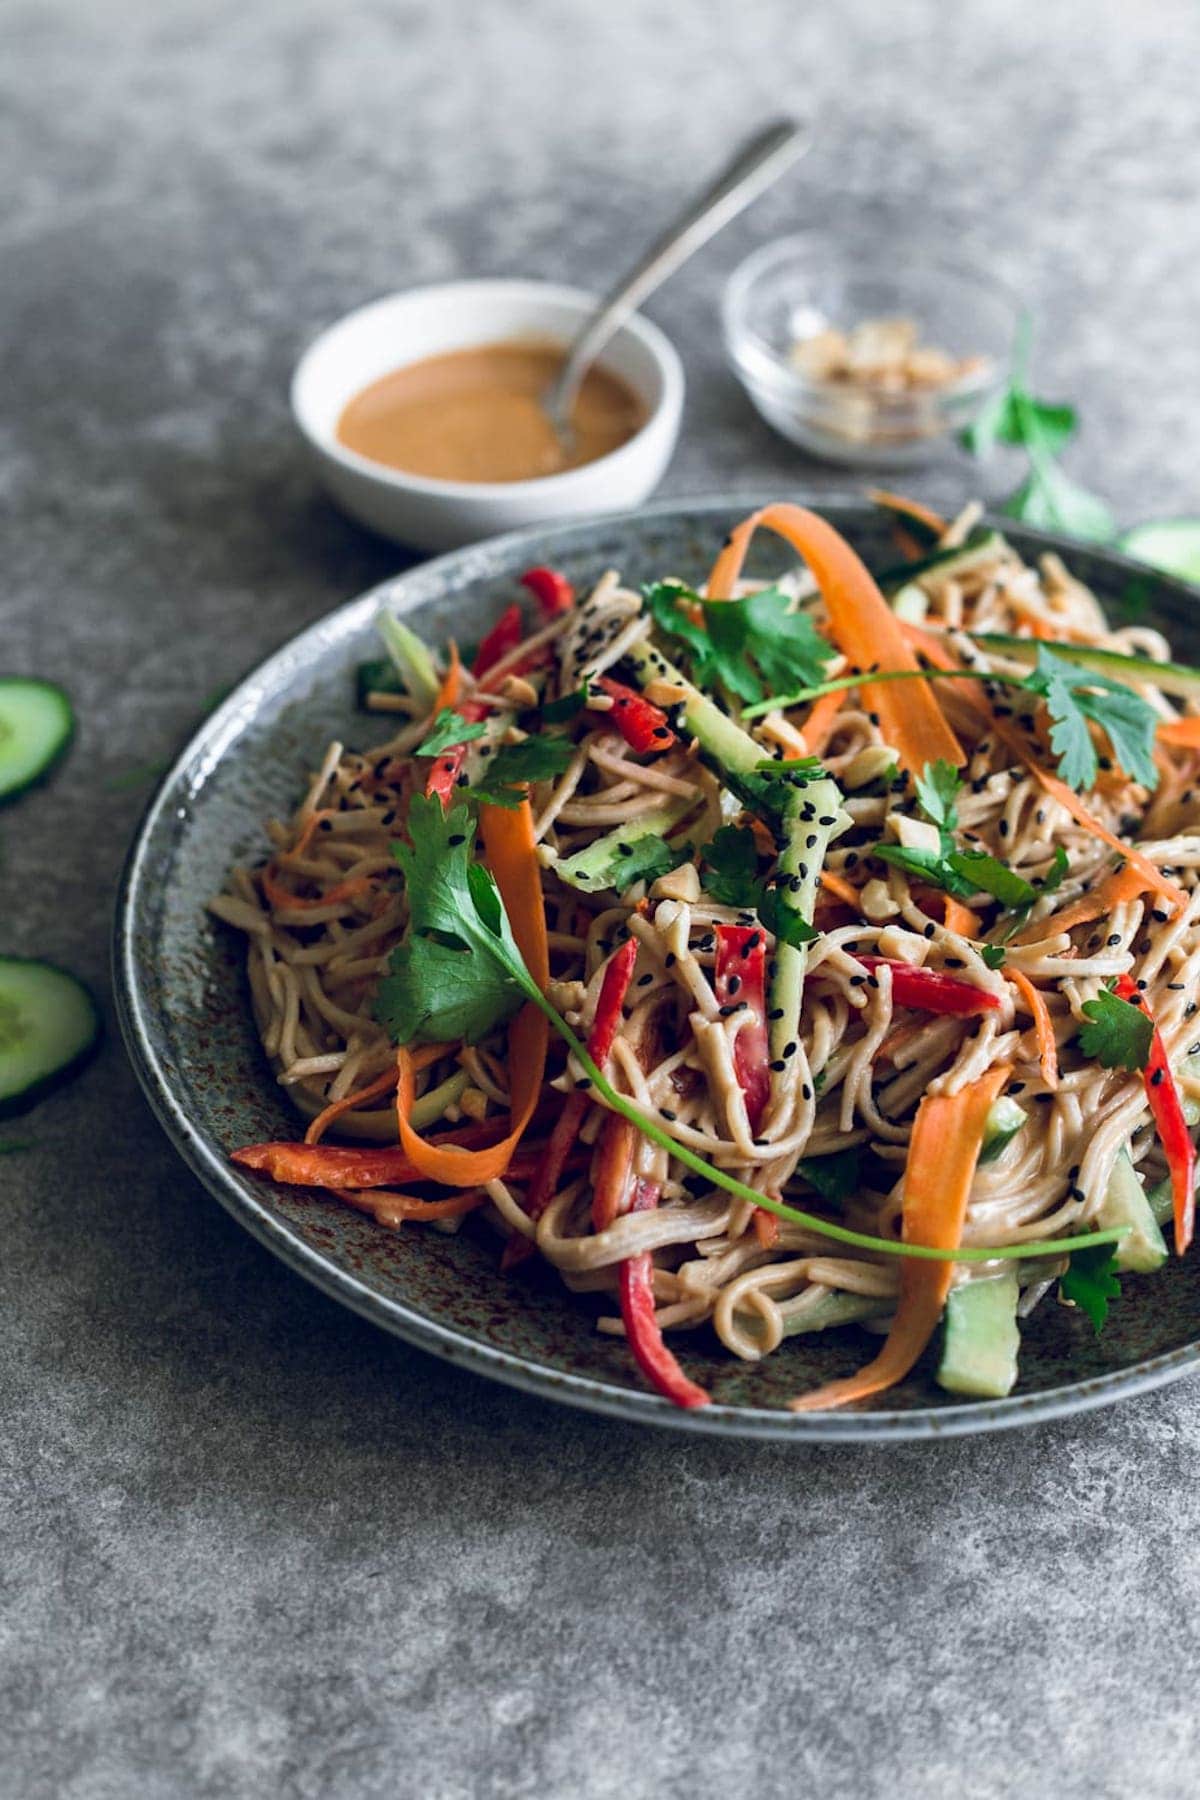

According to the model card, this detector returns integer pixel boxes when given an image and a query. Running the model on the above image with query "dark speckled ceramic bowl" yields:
[114,497,1200,1439]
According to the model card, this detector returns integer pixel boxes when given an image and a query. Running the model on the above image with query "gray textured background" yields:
[4,2,1200,1795]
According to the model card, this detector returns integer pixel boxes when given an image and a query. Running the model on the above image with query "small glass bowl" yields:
[722,232,1020,468]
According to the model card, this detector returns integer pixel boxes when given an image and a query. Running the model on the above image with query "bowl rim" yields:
[289,277,685,501]
[112,494,1200,1442]
[721,232,1023,407]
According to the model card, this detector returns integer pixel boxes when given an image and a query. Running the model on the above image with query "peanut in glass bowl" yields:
[722,233,1020,468]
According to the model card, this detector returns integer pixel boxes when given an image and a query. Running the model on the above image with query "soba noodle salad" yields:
[213,500,1200,1412]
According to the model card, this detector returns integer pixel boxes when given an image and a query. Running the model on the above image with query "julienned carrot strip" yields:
[305,1067,401,1145]
[1157,716,1200,749]
[898,620,1188,917]
[819,869,863,911]
[395,799,550,1188]
[942,896,981,939]
[789,1063,1013,1412]
[260,867,371,912]
[1013,860,1148,945]
[1008,968,1059,1090]
[333,1186,487,1227]
[866,488,948,542]
[1025,766,1185,915]
[281,808,337,865]
[303,1044,452,1146]
[799,688,846,756]
[707,504,964,774]
[432,641,462,714]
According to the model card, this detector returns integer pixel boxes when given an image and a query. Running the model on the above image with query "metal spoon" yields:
[543,116,812,448]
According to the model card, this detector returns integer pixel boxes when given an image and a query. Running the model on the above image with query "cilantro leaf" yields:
[872,843,1037,910]
[701,825,761,908]
[613,836,691,890]
[947,850,1038,909]
[540,687,587,723]
[963,388,1077,460]
[645,580,832,706]
[797,1148,861,1205]
[759,889,819,949]
[416,708,489,757]
[701,826,818,948]
[1002,461,1115,544]
[469,734,577,805]
[1060,1242,1121,1333]
[914,759,961,841]
[981,945,1007,970]
[1078,986,1154,1072]
[1043,845,1070,893]
[374,797,526,1044]
[873,842,975,898]
[1025,646,1159,792]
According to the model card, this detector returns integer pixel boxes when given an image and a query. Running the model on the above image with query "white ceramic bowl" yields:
[290,279,685,552]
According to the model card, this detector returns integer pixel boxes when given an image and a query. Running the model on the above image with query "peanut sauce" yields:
[336,339,645,484]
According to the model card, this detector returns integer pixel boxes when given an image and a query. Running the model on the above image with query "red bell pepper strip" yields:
[502,938,639,1268]
[472,603,523,678]
[589,676,676,754]
[619,1179,711,1409]
[855,956,1001,1017]
[425,744,469,808]
[520,566,575,617]
[1114,974,1196,1254]
[233,1120,560,1191]
[714,925,770,1132]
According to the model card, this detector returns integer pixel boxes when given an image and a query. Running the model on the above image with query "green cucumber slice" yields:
[375,610,440,709]
[1095,1149,1167,1273]
[0,679,75,804]
[937,1268,1020,1398]
[979,1095,1026,1164]
[0,958,101,1117]
[877,530,1008,595]
[553,798,692,894]
[1118,519,1200,587]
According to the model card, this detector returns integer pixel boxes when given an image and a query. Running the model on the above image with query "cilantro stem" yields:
[509,970,1127,1266]
[741,666,1028,721]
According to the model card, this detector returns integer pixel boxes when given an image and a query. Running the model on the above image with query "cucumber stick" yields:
[967,630,1200,703]
[0,958,101,1117]
[375,610,440,709]
[0,678,74,804]
[937,1268,1020,1398]
[877,531,1009,596]
[1118,518,1200,587]
[979,1095,1027,1164]
[1096,1149,1168,1272]
[554,798,692,893]
[770,777,843,1065]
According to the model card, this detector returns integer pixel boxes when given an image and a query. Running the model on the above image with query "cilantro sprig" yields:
[1025,646,1158,793]
[872,759,1040,909]
[962,316,1115,544]
[373,797,1128,1267]
[645,580,832,706]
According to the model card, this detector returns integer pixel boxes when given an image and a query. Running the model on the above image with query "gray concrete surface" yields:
[4,2,1200,1794]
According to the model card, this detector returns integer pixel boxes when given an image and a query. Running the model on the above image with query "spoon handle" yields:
[546,117,811,433]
